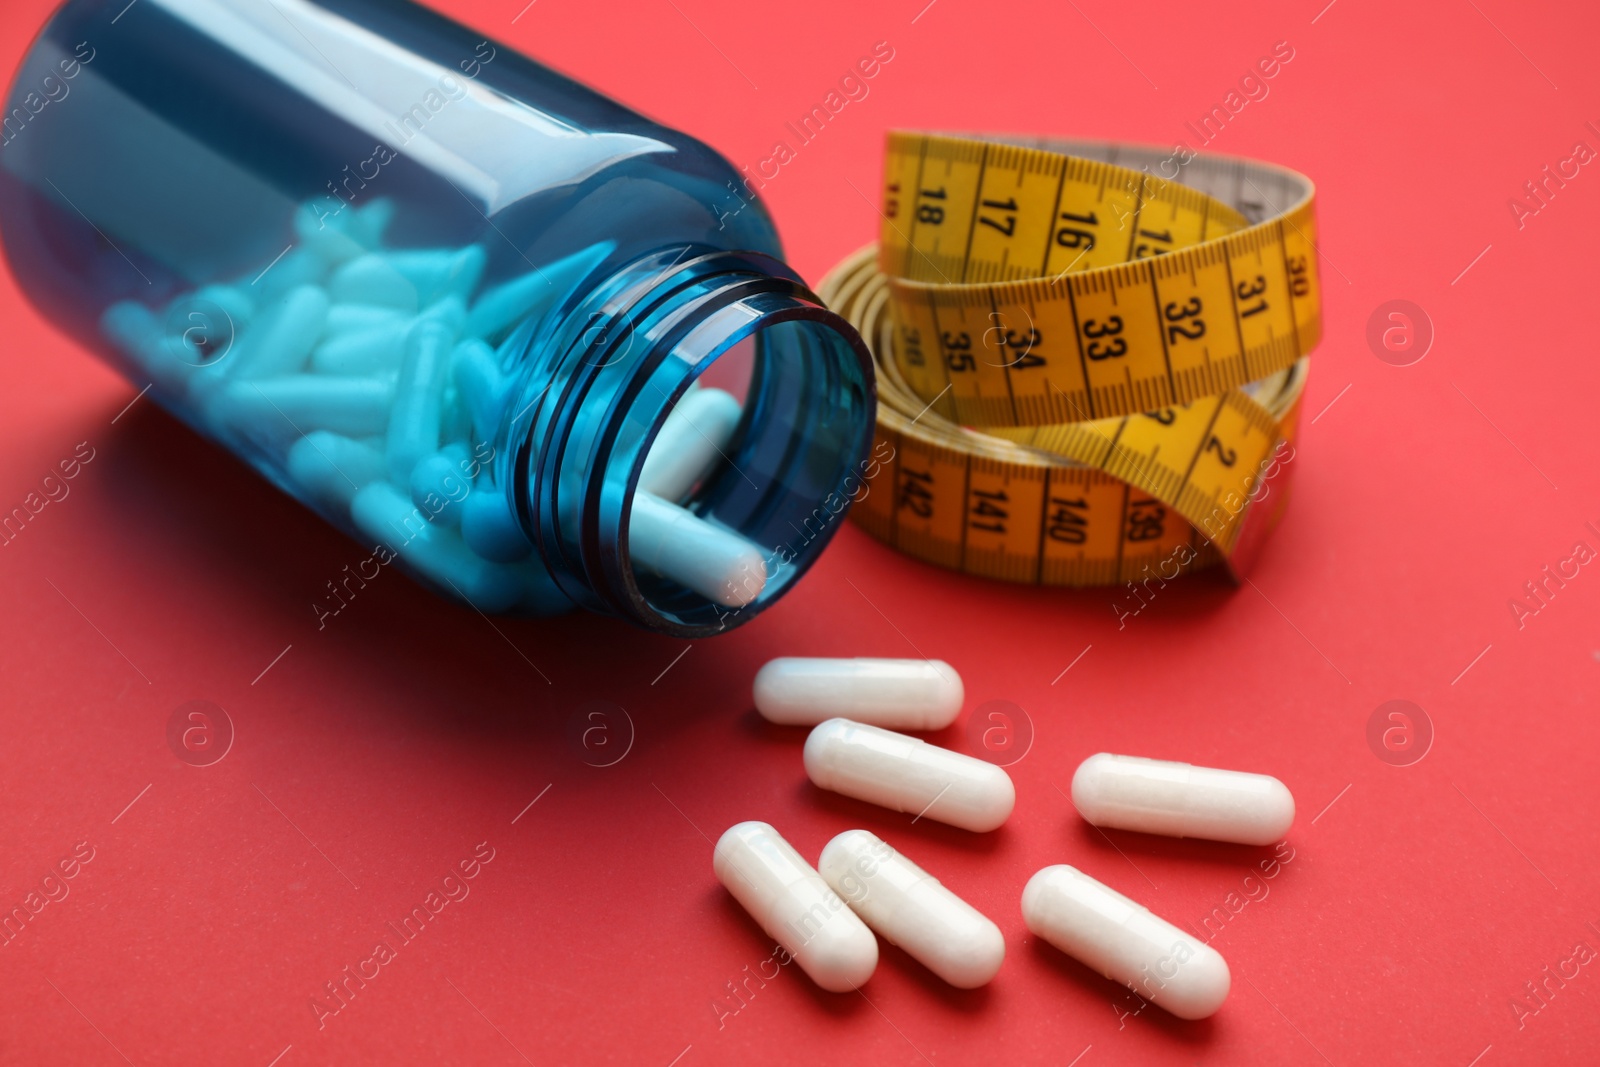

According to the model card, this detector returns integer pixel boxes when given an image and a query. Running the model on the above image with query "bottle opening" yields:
[629,317,870,629]
[512,248,875,636]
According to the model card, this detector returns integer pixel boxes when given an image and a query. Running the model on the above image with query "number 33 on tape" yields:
[820,132,1319,587]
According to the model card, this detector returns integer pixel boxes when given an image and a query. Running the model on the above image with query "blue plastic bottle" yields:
[0,0,875,636]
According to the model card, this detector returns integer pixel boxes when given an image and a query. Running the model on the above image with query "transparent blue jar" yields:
[0,0,875,636]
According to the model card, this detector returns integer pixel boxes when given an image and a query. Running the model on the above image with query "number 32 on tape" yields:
[819,132,1320,588]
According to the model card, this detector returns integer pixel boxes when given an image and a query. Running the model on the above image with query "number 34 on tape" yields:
[819,132,1320,588]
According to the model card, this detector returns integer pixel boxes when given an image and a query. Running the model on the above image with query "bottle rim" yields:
[505,246,877,636]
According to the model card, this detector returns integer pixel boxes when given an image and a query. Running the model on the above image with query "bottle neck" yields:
[501,247,875,636]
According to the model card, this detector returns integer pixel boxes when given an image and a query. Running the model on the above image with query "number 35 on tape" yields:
[819,132,1320,587]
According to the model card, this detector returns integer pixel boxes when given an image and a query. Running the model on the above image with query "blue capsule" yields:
[460,482,532,563]
[324,304,408,337]
[210,376,396,448]
[449,338,507,450]
[329,254,419,312]
[288,431,389,511]
[386,298,466,483]
[350,482,523,612]
[312,318,408,376]
[408,444,473,528]
[232,285,329,380]
[465,243,613,342]
[389,246,486,307]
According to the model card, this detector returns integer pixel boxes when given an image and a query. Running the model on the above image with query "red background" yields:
[2,0,1598,1064]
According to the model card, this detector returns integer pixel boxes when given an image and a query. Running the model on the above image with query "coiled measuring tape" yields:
[818,133,1319,586]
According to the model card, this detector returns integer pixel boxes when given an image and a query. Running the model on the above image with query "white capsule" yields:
[387,300,466,482]
[329,254,420,312]
[350,482,522,612]
[1071,753,1295,846]
[639,387,743,501]
[1021,865,1230,1020]
[819,830,1004,988]
[286,431,388,511]
[460,480,533,562]
[388,246,486,305]
[803,719,1014,833]
[754,658,963,729]
[208,376,395,443]
[628,492,766,608]
[713,821,878,993]
[231,285,329,379]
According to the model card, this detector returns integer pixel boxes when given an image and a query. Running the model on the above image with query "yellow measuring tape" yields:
[819,133,1319,586]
